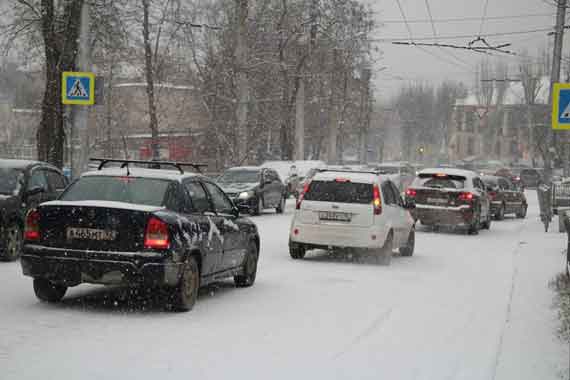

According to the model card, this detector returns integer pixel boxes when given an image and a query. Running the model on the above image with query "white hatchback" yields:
[289,170,416,265]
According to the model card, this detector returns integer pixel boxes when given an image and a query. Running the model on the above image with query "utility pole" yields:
[235,0,249,165]
[73,1,91,177]
[547,0,567,180]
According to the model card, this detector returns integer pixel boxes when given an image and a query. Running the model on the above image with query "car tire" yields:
[251,197,263,216]
[495,204,505,221]
[399,228,415,257]
[234,241,259,287]
[172,255,200,312]
[289,243,306,259]
[377,231,393,265]
[1,222,23,261]
[33,278,67,303]
[481,212,492,230]
[276,196,286,214]
[468,212,481,235]
[516,204,527,219]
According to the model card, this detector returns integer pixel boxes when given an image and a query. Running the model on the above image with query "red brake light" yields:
[296,181,311,210]
[458,192,474,202]
[25,210,40,241]
[335,178,351,183]
[144,217,170,249]
[488,191,497,200]
[406,188,417,197]
[373,184,382,215]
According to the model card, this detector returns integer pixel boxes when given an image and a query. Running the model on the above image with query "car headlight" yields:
[238,191,254,199]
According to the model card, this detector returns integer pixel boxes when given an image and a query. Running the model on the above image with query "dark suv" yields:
[0,159,68,261]
[20,159,260,311]
[217,167,287,215]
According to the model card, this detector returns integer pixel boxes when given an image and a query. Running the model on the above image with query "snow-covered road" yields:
[1,191,568,380]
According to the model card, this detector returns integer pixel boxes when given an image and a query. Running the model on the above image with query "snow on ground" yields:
[0,191,568,379]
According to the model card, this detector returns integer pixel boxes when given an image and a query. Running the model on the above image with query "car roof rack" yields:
[316,168,386,175]
[89,158,208,174]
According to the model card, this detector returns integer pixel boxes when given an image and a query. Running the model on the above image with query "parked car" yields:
[520,168,543,188]
[367,162,415,193]
[0,159,68,261]
[405,168,492,234]
[262,160,326,197]
[217,166,287,215]
[482,175,528,220]
[495,167,524,190]
[20,159,260,311]
[289,169,416,265]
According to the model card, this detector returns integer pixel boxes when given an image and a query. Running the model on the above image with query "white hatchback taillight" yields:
[373,185,382,215]
[144,217,170,249]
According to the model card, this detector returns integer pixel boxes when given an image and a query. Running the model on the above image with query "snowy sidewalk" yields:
[494,207,569,380]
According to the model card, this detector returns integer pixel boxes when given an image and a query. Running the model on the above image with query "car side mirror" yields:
[26,186,46,197]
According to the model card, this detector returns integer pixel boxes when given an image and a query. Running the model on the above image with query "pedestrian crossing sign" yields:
[552,83,570,130]
[62,71,95,105]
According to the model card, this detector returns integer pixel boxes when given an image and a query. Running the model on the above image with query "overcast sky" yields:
[367,0,559,101]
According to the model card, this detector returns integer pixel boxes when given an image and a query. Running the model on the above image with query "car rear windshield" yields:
[0,168,23,195]
[218,170,260,183]
[303,180,373,204]
[413,174,466,189]
[60,176,171,206]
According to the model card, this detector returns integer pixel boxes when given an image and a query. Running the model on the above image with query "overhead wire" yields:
[478,0,491,37]
[371,27,555,42]
[381,13,555,24]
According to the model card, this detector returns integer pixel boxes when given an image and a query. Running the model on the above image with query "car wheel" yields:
[289,243,306,259]
[516,204,527,219]
[399,228,415,257]
[172,255,200,312]
[468,211,481,235]
[376,231,393,265]
[276,196,286,214]
[495,204,505,221]
[481,212,492,230]
[1,222,23,261]
[234,241,259,287]
[33,278,67,303]
[251,197,263,216]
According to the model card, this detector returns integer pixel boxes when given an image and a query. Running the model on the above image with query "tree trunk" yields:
[37,0,84,168]
[142,0,160,160]
[235,0,249,165]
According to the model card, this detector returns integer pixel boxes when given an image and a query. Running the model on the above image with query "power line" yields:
[394,0,414,41]
[370,27,555,42]
[381,13,555,24]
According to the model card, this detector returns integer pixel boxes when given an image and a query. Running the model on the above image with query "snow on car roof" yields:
[418,167,477,178]
[82,167,200,181]
[313,170,378,183]
[227,166,261,171]
[0,159,43,169]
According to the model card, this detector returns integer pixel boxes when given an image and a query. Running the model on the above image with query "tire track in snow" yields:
[332,308,393,359]
[490,217,528,380]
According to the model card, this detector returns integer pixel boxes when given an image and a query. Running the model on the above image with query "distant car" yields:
[217,166,287,215]
[0,159,68,261]
[20,159,260,311]
[482,175,528,220]
[289,169,416,265]
[519,168,543,188]
[495,167,524,190]
[367,162,415,193]
[405,168,492,234]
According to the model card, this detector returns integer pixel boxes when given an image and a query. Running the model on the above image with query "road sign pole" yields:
[72,1,91,178]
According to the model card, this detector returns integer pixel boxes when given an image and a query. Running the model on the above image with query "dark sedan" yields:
[482,175,527,220]
[0,159,68,261]
[217,166,287,215]
[20,159,260,312]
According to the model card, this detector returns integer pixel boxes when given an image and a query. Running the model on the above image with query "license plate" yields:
[427,197,448,204]
[67,228,118,241]
[318,211,351,222]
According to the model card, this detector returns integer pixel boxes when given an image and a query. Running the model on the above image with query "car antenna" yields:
[120,161,131,176]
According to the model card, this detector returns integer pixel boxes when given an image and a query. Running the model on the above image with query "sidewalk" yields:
[494,209,570,380]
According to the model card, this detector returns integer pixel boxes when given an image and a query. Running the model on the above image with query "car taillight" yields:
[373,184,382,215]
[406,188,417,197]
[296,181,311,210]
[457,192,474,202]
[25,209,40,241]
[488,191,497,200]
[144,217,170,249]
